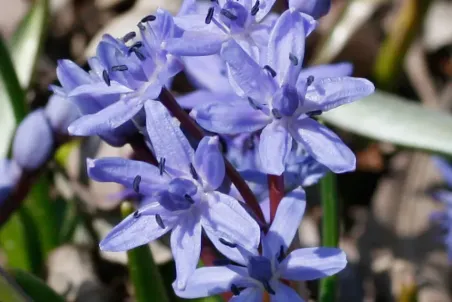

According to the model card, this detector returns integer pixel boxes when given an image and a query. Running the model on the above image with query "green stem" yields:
[373,0,433,91]
[319,173,339,302]
[121,202,169,302]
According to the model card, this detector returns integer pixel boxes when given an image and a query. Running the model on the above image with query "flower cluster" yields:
[43,0,375,300]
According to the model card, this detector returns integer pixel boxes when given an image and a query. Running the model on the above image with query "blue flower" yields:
[0,159,22,205]
[167,0,316,62]
[45,93,80,135]
[289,0,331,19]
[55,9,183,141]
[90,101,260,289]
[174,188,347,301]
[190,9,374,175]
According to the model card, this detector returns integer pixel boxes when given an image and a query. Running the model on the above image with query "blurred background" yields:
[0,0,452,301]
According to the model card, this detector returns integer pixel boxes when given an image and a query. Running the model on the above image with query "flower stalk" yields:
[268,174,285,223]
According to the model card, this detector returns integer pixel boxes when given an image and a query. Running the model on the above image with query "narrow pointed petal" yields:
[171,212,202,290]
[68,81,133,98]
[56,59,92,91]
[297,63,353,83]
[267,9,307,86]
[204,227,252,265]
[68,99,143,136]
[145,101,194,175]
[231,287,263,301]
[100,203,174,251]
[302,77,375,113]
[264,188,306,257]
[289,0,331,19]
[166,32,227,56]
[45,94,80,134]
[290,118,356,173]
[201,192,260,250]
[177,90,233,109]
[87,158,169,195]
[279,247,347,280]
[173,266,252,298]
[182,55,231,93]
[433,156,452,188]
[259,122,293,175]
[191,101,270,134]
[254,0,277,22]
[271,282,303,302]
[194,136,225,190]
[221,39,274,99]
[174,14,225,32]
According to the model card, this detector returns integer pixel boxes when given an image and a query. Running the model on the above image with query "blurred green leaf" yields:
[0,209,43,274]
[10,0,49,88]
[122,202,170,302]
[311,0,387,65]
[10,269,64,302]
[0,267,30,302]
[322,91,452,155]
[0,35,27,158]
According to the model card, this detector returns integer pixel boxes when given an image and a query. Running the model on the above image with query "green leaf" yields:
[10,0,49,89]
[10,269,64,302]
[0,35,27,157]
[322,91,452,155]
[0,267,30,302]
[121,202,170,302]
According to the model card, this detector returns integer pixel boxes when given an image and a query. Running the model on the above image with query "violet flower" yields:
[0,159,22,205]
[90,101,260,289]
[174,188,346,301]
[191,9,374,175]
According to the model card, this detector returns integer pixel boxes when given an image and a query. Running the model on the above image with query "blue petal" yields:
[45,94,80,134]
[271,85,299,117]
[0,159,22,205]
[56,59,92,91]
[177,90,234,109]
[267,9,307,86]
[166,31,227,56]
[289,118,356,173]
[230,287,263,302]
[68,98,143,136]
[254,0,277,22]
[432,189,452,206]
[297,63,353,82]
[201,192,261,251]
[68,81,133,98]
[259,122,293,175]
[221,39,275,99]
[100,202,174,251]
[171,212,202,290]
[302,77,375,113]
[178,0,198,16]
[145,101,194,175]
[182,55,231,93]
[271,282,303,302]
[194,136,225,190]
[279,247,347,280]
[87,157,169,195]
[13,110,54,171]
[432,156,452,188]
[289,0,331,19]
[173,266,252,298]
[191,101,270,135]
[264,188,306,258]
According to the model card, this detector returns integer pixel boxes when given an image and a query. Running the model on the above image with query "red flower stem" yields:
[158,88,266,224]
[268,174,285,223]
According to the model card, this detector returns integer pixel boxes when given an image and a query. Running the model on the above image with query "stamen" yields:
[219,238,237,248]
[307,110,322,117]
[251,0,260,16]
[289,53,299,66]
[137,22,146,31]
[189,164,199,180]
[271,108,282,119]
[131,41,143,48]
[131,48,146,61]
[247,97,260,110]
[158,157,166,176]
[122,31,136,42]
[221,9,238,20]
[231,284,241,296]
[133,210,141,219]
[263,280,275,295]
[133,175,141,193]
[155,214,165,229]
[205,7,215,24]
[277,245,285,262]
[102,70,111,86]
[184,194,195,204]
[263,65,276,77]
[111,65,128,71]
[141,15,156,23]
[213,259,232,266]
[307,75,315,86]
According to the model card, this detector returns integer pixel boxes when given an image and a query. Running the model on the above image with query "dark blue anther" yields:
[133,175,141,193]
[219,238,237,248]
[133,210,141,219]
[307,75,315,86]
[247,97,260,110]
[230,284,240,296]
[263,281,276,295]
[102,70,111,86]
[137,22,146,31]
[272,108,282,119]
[289,53,299,66]
[277,245,285,262]
[213,259,232,266]
[184,194,195,204]
[111,65,128,71]
[263,65,276,77]
[131,48,146,61]
[155,214,165,229]
[307,110,322,117]
[221,9,238,20]
[251,0,260,16]
[141,15,156,23]
[206,7,215,24]
[189,164,199,180]
[122,31,136,42]
[159,157,166,176]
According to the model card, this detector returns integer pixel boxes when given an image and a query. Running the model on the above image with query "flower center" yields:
[159,178,198,211]
[247,256,276,295]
